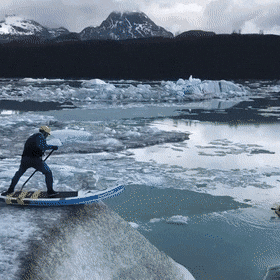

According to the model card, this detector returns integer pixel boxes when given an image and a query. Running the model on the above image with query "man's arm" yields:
[36,134,57,151]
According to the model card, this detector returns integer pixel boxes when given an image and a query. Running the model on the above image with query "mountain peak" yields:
[81,11,174,41]
[103,11,155,27]
[108,11,148,17]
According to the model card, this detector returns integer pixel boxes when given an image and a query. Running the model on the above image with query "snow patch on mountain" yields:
[0,15,46,36]
[0,15,70,39]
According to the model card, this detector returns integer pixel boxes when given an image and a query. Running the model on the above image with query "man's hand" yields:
[52,146,58,150]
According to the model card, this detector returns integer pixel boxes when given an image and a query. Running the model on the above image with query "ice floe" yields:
[0,76,249,108]
[166,215,189,225]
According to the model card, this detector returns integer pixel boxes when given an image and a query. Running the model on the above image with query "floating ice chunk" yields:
[102,138,123,146]
[105,84,116,91]
[161,77,246,100]
[149,218,162,223]
[136,84,152,91]
[82,79,106,86]
[21,78,41,83]
[81,79,116,92]
[20,78,65,83]
[47,138,63,146]
[128,222,140,228]
[188,75,201,84]
[86,79,107,85]
[51,129,92,143]
[123,130,141,138]
[166,215,189,225]
[176,78,186,85]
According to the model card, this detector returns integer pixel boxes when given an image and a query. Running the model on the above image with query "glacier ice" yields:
[0,76,248,108]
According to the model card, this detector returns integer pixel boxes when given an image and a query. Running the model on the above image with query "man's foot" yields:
[47,191,59,197]
[1,190,14,196]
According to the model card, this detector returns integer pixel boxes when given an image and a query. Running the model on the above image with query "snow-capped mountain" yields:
[0,12,174,43]
[80,12,174,40]
[0,15,69,39]
[0,15,49,37]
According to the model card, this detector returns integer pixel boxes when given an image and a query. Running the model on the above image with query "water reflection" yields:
[134,119,280,170]
[131,97,280,208]
[175,95,280,125]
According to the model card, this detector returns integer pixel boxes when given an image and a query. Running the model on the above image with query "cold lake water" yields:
[0,77,280,279]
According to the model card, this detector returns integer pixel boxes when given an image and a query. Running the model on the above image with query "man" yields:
[1,126,59,197]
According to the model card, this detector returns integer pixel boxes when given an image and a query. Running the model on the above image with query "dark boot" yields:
[47,190,59,197]
[1,189,14,196]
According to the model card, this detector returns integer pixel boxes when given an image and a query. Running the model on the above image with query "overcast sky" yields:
[1,0,280,35]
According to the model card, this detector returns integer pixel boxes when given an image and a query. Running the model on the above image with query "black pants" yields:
[9,156,53,192]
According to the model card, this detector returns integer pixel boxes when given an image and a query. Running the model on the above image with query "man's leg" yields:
[36,160,54,193]
[44,163,54,194]
[7,160,28,193]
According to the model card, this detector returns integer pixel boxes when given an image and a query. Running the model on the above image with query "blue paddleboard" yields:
[0,185,124,207]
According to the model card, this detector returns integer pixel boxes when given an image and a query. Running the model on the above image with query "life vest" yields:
[22,133,44,158]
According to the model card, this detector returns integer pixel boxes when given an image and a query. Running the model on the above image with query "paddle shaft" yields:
[20,149,55,191]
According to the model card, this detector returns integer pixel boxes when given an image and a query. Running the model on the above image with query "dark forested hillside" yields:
[0,34,279,80]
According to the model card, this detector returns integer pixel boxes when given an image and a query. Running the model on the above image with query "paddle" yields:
[20,149,55,191]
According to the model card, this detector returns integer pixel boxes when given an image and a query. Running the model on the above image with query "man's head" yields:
[39,126,51,138]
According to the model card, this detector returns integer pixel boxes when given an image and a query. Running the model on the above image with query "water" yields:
[0,77,280,279]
